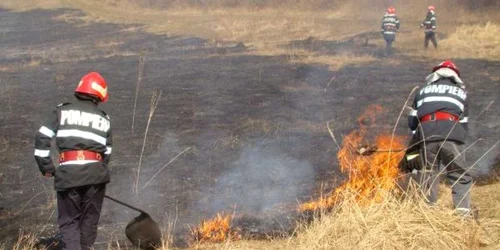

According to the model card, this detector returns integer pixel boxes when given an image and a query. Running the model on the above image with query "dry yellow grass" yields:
[6,181,500,249]
[2,0,499,67]
[293,191,494,250]
[439,22,500,60]
[192,183,500,250]
[1,1,499,249]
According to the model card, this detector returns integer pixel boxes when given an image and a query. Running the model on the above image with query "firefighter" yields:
[381,6,400,56]
[34,72,112,249]
[406,61,471,215]
[420,5,437,49]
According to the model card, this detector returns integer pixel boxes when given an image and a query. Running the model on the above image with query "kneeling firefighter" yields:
[400,61,472,215]
[34,72,112,249]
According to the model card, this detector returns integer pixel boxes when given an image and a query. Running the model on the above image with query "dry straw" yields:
[134,88,162,195]
[294,188,491,250]
[131,52,146,133]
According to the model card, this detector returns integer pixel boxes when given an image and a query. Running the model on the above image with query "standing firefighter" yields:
[420,5,437,49]
[381,6,400,56]
[34,72,112,249]
[404,61,472,215]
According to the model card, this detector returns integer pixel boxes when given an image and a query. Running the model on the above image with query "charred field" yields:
[0,6,499,249]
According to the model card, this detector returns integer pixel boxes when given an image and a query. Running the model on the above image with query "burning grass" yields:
[193,104,407,244]
[6,184,500,250]
[192,213,240,244]
[301,105,406,212]
[189,183,500,250]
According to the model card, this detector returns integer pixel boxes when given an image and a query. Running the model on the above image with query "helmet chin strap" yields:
[425,68,465,88]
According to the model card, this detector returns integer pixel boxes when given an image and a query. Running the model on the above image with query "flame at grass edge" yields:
[300,105,406,211]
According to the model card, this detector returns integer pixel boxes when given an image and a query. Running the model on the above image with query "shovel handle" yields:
[376,149,406,152]
[104,195,146,214]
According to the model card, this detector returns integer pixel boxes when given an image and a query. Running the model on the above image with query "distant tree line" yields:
[123,0,342,9]
[123,0,499,10]
[457,0,500,9]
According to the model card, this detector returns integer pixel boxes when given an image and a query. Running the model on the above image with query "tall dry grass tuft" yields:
[295,187,496,250]
[439,22,500,60]
[133,88,162,195]
[1,231,40,250]
[131,52,146,133]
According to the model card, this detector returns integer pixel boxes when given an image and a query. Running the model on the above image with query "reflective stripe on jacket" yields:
[34,98,112,190]
[408,78,468,144]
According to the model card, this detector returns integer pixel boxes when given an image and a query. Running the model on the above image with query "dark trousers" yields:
[57,184,106,250]
[415,141,472,210]
[385,39,393,56]
[424,32,438,49]
[383,33,395,56]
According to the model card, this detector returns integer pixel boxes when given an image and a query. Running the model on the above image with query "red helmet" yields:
[75,72,108,103]
[387,6,396,14]
[433,61,460,77]
[428,5,435,11]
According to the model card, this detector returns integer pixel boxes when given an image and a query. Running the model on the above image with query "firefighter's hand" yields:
[399,153,420,173]
[44,172,53,178]
[405,153,423,171]
[420,24,424,28]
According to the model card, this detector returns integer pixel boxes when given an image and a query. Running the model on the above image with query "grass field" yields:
[2,0,499,66]
[4,182,500,249]
[1,1,499,249]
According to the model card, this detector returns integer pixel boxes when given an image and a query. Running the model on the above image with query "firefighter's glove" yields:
[40,164,55,177]
[406,152,423,171]
[399,149,424,173]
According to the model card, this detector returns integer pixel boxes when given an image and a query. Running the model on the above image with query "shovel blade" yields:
[125,212,162,250]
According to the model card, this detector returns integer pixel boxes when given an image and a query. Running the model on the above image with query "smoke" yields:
[105,131,183,225]
[465,112,500,177]
[136,130,183,203]
[201,143,314,215]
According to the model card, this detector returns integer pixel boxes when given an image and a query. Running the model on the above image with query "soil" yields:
[0,7,499,249]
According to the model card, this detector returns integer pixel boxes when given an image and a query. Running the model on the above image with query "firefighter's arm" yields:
[396,16,400,30]
[421,15,430,27]
[103,123,112,166]
[408,98,419,133]
[460,97,469,132]
[34,109,58,176]
[431,16,436,30]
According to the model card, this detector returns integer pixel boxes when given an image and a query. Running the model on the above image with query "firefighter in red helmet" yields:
[403,61,472,216]
[381,6,400,56]
[34,72,112,249]
[420,5,438,49]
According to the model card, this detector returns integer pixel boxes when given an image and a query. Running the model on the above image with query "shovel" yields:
[356,145,406,156]
[104,195,162,250]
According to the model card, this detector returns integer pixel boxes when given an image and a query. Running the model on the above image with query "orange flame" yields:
[194,105,407,241]
[301,105,406,211]
[193,213,240,243]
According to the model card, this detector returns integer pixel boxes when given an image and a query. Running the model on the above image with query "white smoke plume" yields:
[201,143,315,215]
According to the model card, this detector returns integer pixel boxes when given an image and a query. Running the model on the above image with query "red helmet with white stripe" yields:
[75,72,108,103]
[428,5,435,11]
[433,61,460,77]
[387,6,396,14]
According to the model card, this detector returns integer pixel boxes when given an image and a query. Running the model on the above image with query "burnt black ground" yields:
[0,8,499,249]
